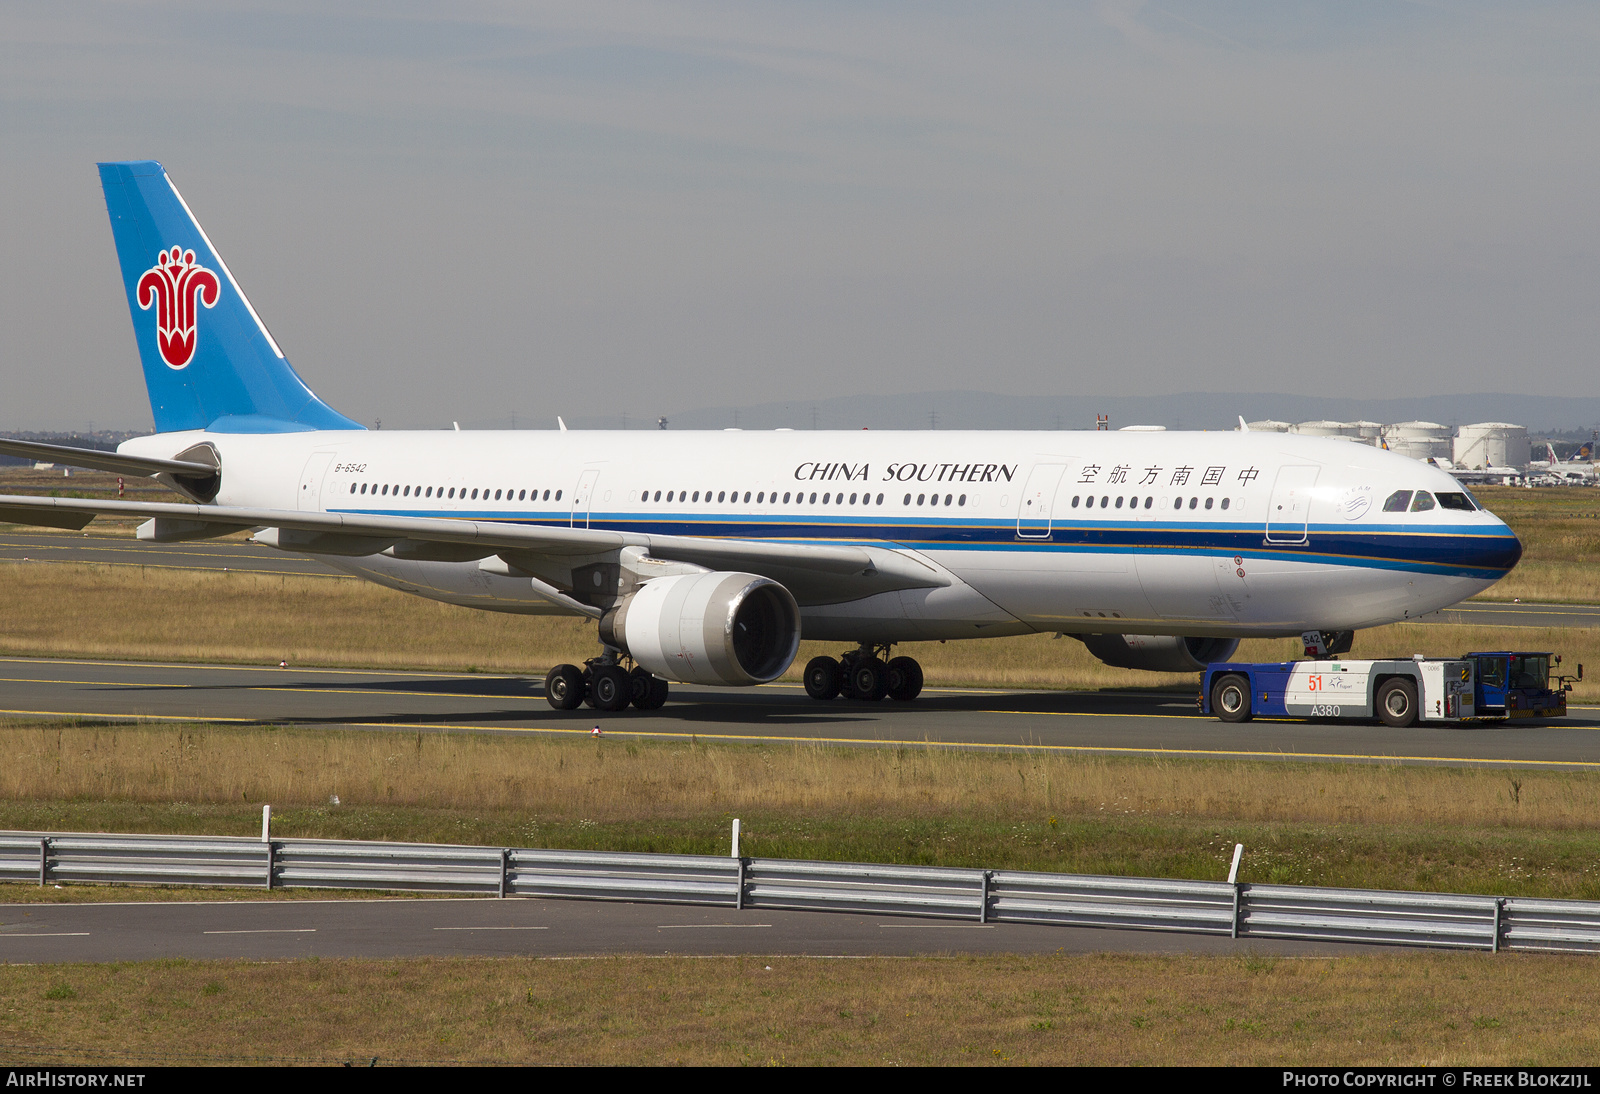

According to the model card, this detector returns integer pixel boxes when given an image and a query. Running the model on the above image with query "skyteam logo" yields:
[137,246,221,369]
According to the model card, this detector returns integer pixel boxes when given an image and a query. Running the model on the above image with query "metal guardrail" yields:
[4,830,1599,954]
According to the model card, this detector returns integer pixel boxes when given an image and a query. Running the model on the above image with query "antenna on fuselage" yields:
[1238,416,1250,432]
[558,416,568,432]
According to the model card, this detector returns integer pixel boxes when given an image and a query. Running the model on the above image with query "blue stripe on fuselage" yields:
[329,509,1521,580]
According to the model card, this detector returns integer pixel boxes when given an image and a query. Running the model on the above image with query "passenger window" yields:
[1188,497,1198,510]
[1410,491,1436,512]
[809,493,817,504]
[903,494,912,505]
[717,491,725,503]
[494,489,501,500]
[1220,497,1229,510]
[917,494,926,505]
[692,491,700,502]
[1383,490,1413,512]
[1114,496,1124,509]
[930,494,939,506]
[1205,497,1213,510]
[654,491,661,501]
[555,490,562,500]
[958,494,966,506]
[1071,496,1080,508]
[876,494,884,504]
[518,490,525,501]
[850,493,858,504]
[1143,497,1152,509]
[744,492,752,503]
[1173,496,1182,509]
[757,492,764,503]
[348,483,356,495]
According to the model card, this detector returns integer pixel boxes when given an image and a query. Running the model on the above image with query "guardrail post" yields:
[1492,898,1505,953]
[979,871,991,924]
[38,838,48,888]
[1231,884,1244,939]
[736,857,746,910]
[499,849,510,898]
[265,840,277,890]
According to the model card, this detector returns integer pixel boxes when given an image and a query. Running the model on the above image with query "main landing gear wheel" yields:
[1377,678,1419,728]
[1211,674,1252,723]
[587,664,633,712]
[886,656,923,702]
[629,667,669,710]
[803,656,842,700]
[545,664,586,710]
[843,656,889,702]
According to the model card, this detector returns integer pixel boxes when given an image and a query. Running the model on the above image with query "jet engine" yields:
[599,572,801,686]
[1078,633,1241,673]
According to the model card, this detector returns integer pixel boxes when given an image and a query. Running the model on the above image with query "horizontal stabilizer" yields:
[0,437,216,478]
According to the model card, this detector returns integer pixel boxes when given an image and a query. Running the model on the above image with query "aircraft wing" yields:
[0,493,947,605]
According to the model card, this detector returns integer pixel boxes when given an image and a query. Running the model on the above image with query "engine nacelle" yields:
[1079,633,1241,673]
[599,572,801,686]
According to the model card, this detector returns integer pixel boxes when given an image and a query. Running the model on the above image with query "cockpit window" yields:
[1383,490,1412,512]
[1409,491,1436,512]
[1436,492,1475,511]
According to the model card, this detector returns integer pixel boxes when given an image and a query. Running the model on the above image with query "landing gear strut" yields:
[804,645,923,702]
[544,649,670,712]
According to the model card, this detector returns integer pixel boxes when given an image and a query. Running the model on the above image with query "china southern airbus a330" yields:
[0,161,1523,712]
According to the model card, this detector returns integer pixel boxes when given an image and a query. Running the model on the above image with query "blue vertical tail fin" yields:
[98,160,364,434]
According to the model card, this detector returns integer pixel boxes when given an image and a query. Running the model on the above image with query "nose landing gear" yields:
[804,645,924,702]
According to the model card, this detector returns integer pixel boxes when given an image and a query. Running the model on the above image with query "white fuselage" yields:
[123,427,1521,642]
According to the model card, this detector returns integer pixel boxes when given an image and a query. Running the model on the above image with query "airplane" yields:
[0,160,1524,713]
[1529,442,1599,486]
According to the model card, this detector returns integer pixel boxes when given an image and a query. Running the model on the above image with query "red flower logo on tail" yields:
[137,246,221,369]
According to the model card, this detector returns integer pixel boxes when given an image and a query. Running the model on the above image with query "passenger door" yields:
[1265,464,1319,544]
[1015,463,1067,539]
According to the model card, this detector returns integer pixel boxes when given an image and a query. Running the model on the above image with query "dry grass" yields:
[3,722,1595,830]
[2,951,1597,1066]
[6,724,1600,896]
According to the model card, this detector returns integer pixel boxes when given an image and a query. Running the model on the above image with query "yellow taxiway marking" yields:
[0,675,537,702]
[0,657,480,680]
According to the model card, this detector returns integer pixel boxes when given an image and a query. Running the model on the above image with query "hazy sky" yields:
[2,2,1596,431]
